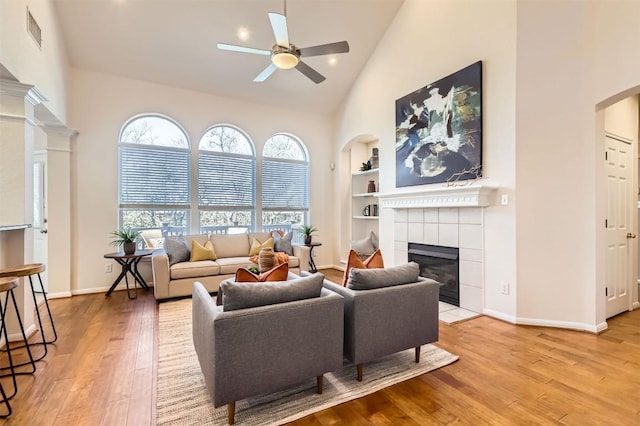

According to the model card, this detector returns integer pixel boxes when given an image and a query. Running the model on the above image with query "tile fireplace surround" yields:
[380,186,496,314]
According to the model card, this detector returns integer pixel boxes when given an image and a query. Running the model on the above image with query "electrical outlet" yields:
[500,283,510,295]
[105,263,112,273]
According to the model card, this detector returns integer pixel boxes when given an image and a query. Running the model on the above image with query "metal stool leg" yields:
[0,289,37,381]
[33,272,57,343]
[0,380,11,418]
[0,273,57,361]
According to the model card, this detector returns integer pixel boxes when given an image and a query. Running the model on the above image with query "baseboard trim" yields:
[483,309,605,333]
[4,324,38,345]
[47,291,73,299]
[482,308,516,324]
[516,316,604,334]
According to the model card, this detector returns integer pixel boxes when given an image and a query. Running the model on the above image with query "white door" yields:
[605,135,634,318]
[33,157,48,291]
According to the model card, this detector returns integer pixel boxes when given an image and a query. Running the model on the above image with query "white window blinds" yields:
[119,146,190,206]
[198,153,255,207]
[262,159,308,209]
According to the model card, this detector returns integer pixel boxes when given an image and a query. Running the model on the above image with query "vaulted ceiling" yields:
[53,0,404,115]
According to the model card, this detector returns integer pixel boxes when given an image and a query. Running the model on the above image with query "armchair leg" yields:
[317,375,323,394]
[415,346,421,363]
[357,364,363,382]
[227,402,235,425]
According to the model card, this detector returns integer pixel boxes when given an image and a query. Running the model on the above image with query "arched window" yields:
[118,115,191,234]
[198,125,256,233]
[118,115,191,235]
[262,134,309,230]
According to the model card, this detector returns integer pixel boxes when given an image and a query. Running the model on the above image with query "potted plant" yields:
[300,225,318,245]
[110,228,141,255]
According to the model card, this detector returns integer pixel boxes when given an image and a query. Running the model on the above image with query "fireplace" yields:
[408,242,459,306]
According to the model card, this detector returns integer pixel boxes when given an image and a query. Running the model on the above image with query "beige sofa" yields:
[151,232,310,300]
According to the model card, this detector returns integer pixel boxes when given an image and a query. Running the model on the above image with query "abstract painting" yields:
[395,61,482,187]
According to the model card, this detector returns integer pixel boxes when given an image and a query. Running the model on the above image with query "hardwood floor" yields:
[1,269,640,425]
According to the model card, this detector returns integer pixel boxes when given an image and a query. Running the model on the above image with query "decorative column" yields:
[41,125,77,298]
[0,79,47,338]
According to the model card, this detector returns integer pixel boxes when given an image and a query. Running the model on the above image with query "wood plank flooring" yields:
[1,269,639,425]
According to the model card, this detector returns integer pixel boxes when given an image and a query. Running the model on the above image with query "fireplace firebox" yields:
[408,242,459,306]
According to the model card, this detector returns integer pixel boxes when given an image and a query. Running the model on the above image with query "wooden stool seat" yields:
[0,278,18,293]
[0,263,45,278]
[0,263,57,363]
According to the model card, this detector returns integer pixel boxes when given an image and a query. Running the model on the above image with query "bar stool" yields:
[0,276,36,404]
[0,264,57,362]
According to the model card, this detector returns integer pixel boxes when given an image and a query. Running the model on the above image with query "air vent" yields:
[27,7,42,48]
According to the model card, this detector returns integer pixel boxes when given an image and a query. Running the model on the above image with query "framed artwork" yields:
[395,61,482,187]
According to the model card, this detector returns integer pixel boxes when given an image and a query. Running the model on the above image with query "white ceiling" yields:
[53,0,404,115]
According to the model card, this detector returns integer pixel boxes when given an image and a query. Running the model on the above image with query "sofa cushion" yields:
[221,272,325,311]
[249,232,271,244]
[215,257,256,274]
[347,261,421,290]
[273,231,294,255]
[249,237,274,256]
[190,240,217,261]
[165,234,190,266]
[211,233,250,258]
[342,249,384,286]
[170,260,220,280]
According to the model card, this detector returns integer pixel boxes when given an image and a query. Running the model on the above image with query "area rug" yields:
[157,298,459,426]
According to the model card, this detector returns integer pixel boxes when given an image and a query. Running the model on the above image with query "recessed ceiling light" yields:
[328,57,337,66]
[237,28,249,41]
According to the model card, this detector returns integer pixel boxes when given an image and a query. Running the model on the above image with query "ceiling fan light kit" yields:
[272,46,299,69]
[217,3,349,84]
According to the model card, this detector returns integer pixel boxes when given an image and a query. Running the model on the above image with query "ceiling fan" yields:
[217,1,349,84]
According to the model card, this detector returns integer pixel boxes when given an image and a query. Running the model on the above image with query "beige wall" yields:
[334,0,518,316]
[335,0,640,330]
[68,68,334,293]
[0,0,69,122]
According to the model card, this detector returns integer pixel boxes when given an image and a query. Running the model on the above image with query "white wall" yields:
[514,0,640,331]
[68,68,334,293]
[333,0,517,316]
[0,0,69,122]
[335,0,640,330]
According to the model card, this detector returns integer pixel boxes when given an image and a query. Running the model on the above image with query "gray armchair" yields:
[191,277,344,424]
[320,264,440,381]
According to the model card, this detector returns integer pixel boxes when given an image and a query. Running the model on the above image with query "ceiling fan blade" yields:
[299,41,350,58]
[295,61,326,84]
[268,12,290,47]
[217,43,271,56]
[254,63,278,82]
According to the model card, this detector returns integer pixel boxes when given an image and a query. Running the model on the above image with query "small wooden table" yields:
[104,250,153,299]
[305,242,322,273]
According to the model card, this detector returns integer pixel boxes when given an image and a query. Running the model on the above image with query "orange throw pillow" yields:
[342,249,384,286]
[217,263,290,305]
[235,262,289,283]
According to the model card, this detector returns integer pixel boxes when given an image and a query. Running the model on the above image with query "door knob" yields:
[627,232,636,239]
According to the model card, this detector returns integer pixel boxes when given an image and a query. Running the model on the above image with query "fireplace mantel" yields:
[379,185,496,209]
